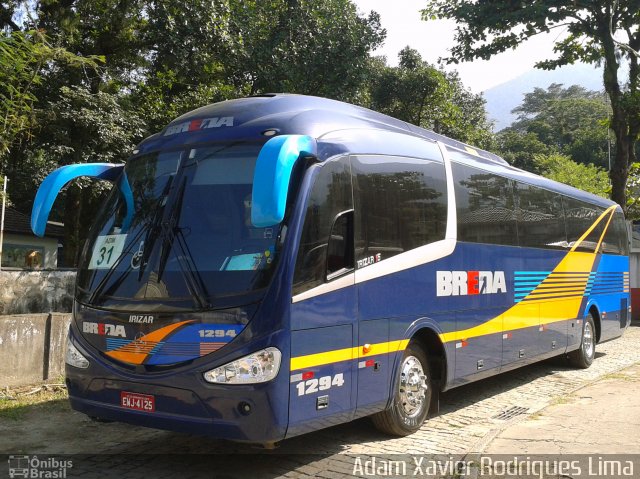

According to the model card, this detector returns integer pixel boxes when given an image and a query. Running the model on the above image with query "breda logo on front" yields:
[83,322,126,337]
[163,117,234,136]
[436,271,507,297]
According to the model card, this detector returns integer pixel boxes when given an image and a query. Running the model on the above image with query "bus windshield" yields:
[76,141,281,311]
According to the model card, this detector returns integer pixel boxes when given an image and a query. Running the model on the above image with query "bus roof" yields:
[137,94,505,163]
[135,93,616,210]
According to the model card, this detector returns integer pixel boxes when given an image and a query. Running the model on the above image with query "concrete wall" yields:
[3,233,59,269]
[0,270,75,315]
[0,313,71,387]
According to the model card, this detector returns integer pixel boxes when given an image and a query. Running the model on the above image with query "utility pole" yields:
[0,177,7,271]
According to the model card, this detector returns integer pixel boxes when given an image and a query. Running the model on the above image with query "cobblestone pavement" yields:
[1,323,639,478]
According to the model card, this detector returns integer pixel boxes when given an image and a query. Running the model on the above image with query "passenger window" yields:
[292,158,353,295]
[563,197,605,253]
[351,155,448,267]
[601,210,629,255]
[451,162,518,246]
[515,184,567,249]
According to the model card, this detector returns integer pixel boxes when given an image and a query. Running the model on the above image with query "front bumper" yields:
[65,332,289,443]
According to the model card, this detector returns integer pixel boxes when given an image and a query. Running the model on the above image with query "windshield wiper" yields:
[156,177,210,309]
[136,175,174,281]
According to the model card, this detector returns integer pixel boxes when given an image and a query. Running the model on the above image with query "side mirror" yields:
[325,210,354,281]
[31,163,127,237]
[251,135,316,228]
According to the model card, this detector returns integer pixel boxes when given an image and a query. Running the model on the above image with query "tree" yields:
[495,130,554,173]
[0,29,100,159]
[422,1,640,210]
[1,0,388,266]
[512,84,610,166]
[368,47,494,148]
[534,153,610,197]
[498,83,612,170]
[226,0,385,103]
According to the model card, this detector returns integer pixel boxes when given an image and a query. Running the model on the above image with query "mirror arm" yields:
[31,163,125,237]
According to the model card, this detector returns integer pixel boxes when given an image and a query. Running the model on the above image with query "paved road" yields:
[485,363,640,455]
[1,323,639,478]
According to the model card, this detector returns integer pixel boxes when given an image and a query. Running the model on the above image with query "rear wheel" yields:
[568,313,596,368]
[371,343,432,436]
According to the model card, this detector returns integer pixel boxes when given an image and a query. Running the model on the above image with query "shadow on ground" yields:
[0,346,603,479]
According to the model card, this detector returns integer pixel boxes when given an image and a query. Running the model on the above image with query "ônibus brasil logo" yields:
[436,270,507,297]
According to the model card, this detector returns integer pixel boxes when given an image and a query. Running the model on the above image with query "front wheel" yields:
[371,343,432,436]
[568,313,596,369]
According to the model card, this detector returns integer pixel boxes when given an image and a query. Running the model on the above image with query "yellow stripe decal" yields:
[290,339,409,371]
[440,207,619,344]
[570,205,616,252]
[291,206,624,367]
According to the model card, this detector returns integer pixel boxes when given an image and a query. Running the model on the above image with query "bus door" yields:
[287,158,357,437]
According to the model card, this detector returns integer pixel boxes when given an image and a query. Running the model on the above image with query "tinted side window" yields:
[563,197,605,253]
[293,158,352,295]
[352,155,447,266]
[602,209,629,255]
[516,184,567,249]
[451,162,518,246]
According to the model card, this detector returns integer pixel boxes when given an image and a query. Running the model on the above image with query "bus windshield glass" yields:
[76,141,281,311]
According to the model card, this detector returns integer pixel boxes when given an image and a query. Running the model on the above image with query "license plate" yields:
[120,391,155,412]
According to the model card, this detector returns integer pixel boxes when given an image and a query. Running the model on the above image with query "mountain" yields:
[483,63,604,131]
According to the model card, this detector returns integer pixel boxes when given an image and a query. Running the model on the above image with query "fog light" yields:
[66,340,90,369]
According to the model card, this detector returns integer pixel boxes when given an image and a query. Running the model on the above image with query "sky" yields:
[352,0,563,93]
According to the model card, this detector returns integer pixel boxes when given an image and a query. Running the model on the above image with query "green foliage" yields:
[533,153,610,197]
[226,0,385,102]
[495,130,553,173]
[497,83,613,172]
[422,0,640,210]
[0,29,101,156]
[624,162,640,220]
[368,47,494,149]
[36,85,145,166]
[510,83,611,168]
[0,1,500,265]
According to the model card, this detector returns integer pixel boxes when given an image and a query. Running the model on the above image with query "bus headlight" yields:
[66,340,90,369]
[203,347,281,384]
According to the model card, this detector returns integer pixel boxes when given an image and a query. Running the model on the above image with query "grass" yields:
[601,364,640,382]
[0,381,69,421]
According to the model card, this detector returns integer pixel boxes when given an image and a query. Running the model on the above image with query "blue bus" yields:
[31,94,630,444]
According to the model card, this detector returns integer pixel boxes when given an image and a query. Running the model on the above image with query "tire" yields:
[371,342,432,436]
[568,313,596,369]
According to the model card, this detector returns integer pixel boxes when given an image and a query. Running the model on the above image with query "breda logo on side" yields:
[436,271,507,297]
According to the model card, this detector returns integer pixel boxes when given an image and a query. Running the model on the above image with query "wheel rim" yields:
[398,355,428,418]
[583,321,594,358]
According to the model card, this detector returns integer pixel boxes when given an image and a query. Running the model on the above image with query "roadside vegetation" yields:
[0,381,68,420]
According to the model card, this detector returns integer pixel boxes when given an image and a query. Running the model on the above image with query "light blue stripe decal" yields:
[31,163,124,237]
[251,135,316,228]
